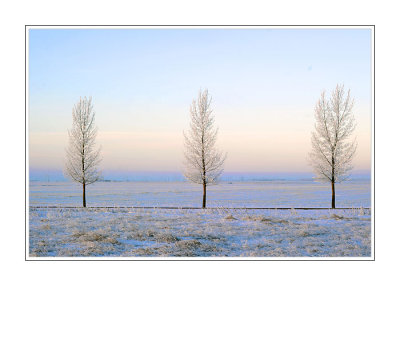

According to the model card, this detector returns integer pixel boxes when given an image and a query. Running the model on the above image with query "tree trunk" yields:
[202,182,206,208]
[331,181,335,209]
[83,183,86,208]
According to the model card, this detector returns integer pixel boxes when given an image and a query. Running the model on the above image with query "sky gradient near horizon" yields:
[29,28,372,177]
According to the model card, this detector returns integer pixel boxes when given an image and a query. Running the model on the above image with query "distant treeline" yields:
[30,170,371,182]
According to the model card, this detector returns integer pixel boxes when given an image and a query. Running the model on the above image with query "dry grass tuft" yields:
[176,240,202,249]
[41,223,51,230]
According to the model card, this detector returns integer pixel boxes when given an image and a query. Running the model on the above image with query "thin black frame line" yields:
[25,27,27,261]
[373,26,376,261]
[26,25,375,27]
[29,259,373,262]
[25,25,375,262]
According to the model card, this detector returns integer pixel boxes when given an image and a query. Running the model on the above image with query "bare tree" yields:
[183,89,226,208]
[309,84,357,208]
[65,96,101,207]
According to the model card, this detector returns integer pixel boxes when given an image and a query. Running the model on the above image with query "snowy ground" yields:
[29,180,371,208]
[29,207,371,258]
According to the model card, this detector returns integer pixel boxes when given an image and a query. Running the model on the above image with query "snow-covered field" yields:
[28,180,371,258]
[29,207,371,258]
[30,180,371,208]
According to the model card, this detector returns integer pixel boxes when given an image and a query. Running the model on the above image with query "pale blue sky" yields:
[29,28,372,175]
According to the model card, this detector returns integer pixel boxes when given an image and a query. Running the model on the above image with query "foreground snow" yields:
[29,207,371,258]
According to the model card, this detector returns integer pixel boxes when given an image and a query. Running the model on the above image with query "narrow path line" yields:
[29,206,370,210]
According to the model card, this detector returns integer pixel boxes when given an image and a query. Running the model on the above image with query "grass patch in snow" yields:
[29,207,371,258]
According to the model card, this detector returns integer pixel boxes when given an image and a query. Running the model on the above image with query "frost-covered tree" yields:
[183,89,226,208]
[65,96,101,207]
[309,85,357,208]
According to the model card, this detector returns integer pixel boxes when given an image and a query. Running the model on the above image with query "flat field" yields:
[28,180,371,258]
[29,207,371,258]
[29,179,371,208]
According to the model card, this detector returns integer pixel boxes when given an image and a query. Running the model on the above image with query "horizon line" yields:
[29,168,372,173]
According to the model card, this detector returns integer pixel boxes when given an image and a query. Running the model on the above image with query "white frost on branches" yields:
[65,96,102,185]
[183,89,226,185]
[309,84,357,183]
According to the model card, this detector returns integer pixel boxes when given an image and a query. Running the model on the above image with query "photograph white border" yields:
[25,25,375,261]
